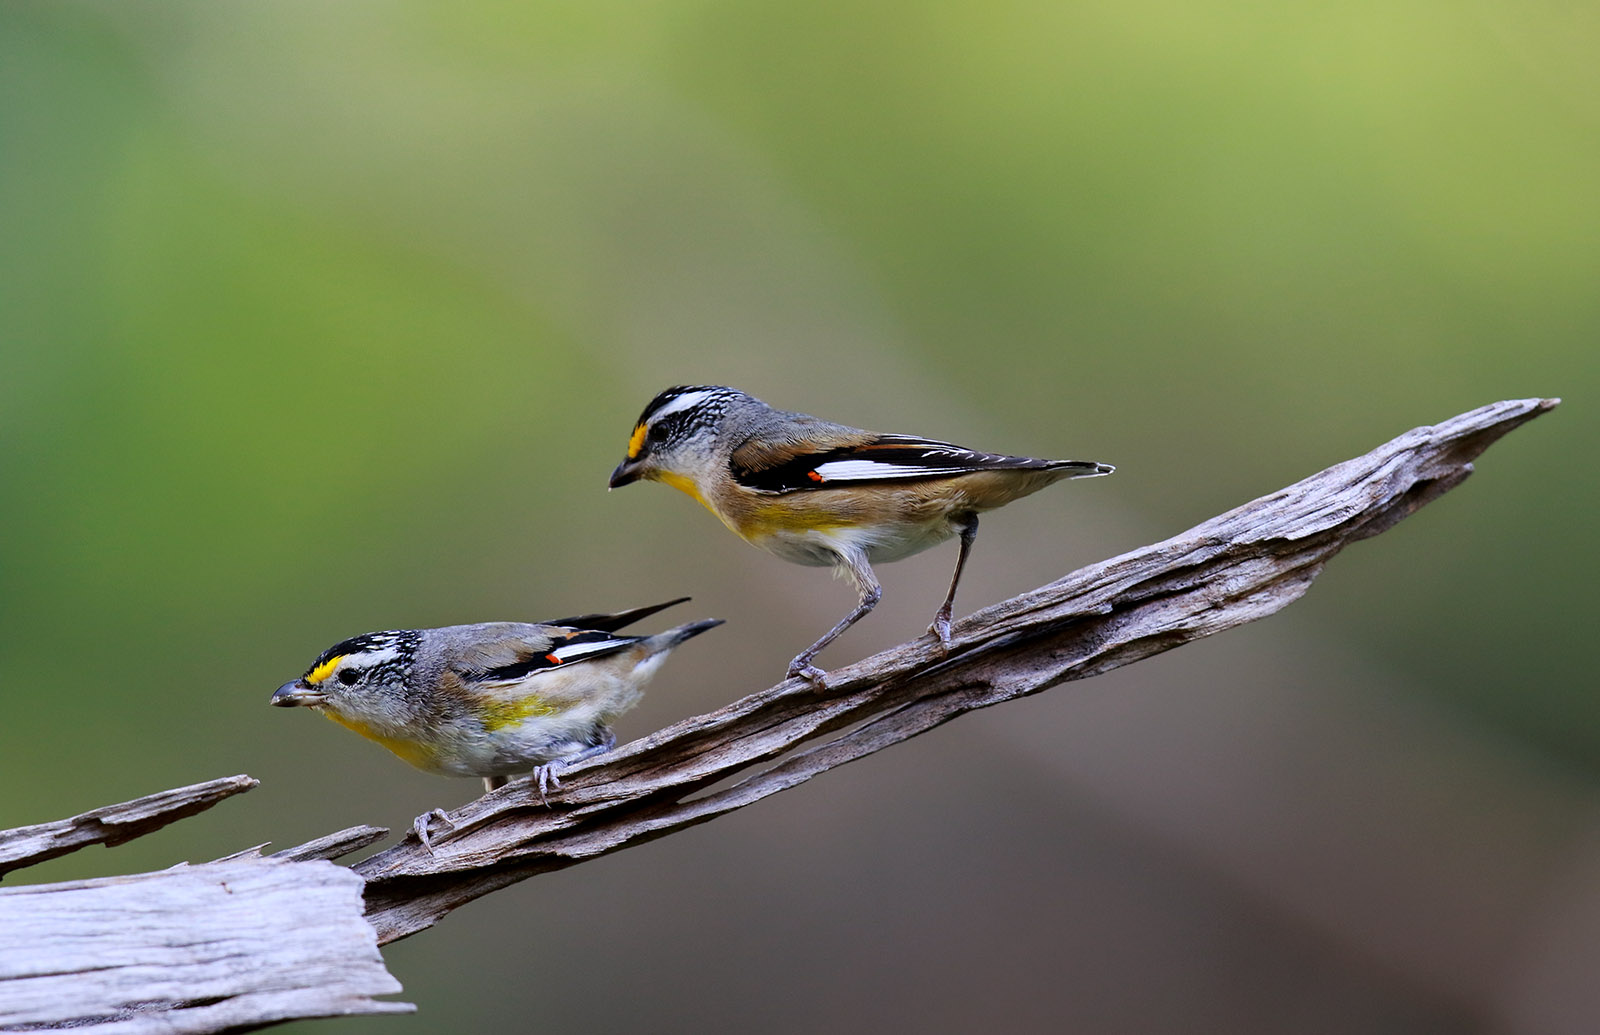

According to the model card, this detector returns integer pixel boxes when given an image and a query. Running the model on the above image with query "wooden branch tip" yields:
[0,774,259,879]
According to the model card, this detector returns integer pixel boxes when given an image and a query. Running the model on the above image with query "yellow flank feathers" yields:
[480,694,557,732]
[735,498,847,538]
[626,424,648,460]
[305,654,346,685]
[321,710,437,770]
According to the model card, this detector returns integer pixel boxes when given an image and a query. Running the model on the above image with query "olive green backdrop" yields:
[3,1,1595,1031]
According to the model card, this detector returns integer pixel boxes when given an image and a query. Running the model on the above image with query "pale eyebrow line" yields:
[649,390,715,422]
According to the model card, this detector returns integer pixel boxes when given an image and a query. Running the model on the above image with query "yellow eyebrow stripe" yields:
[626,424,648,460]
[306,654,346,685]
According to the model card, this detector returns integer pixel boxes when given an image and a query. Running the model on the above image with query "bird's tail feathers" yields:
[544,597,692,633]
[1048,460,1115,478]
[644,618,725,654]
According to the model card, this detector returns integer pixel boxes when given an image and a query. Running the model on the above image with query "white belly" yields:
[758,518,956,568]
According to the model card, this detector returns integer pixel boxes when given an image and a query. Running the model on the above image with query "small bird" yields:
[609,386,1113,683]
[271,598,721,847]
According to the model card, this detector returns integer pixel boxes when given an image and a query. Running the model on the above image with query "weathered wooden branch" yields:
[0,776,258,880]
[0,397,1556,1030]
[0,783,411,1031]
[354,397,1558,945]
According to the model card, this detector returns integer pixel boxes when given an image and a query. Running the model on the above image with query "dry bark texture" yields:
[0,397,1556,1030]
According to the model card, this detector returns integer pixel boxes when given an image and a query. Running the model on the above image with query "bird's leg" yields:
[412,808,454,852]
[788,548,882,685]
[419,773,515,851]
[929,513,979,648]
[530,732,618,804]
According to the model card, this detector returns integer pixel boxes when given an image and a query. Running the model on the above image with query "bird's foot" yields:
[927,612,953,649]
[532,761,566,805]
[412,808,454,852]
[787,657,829,687]
[527,739,616,806]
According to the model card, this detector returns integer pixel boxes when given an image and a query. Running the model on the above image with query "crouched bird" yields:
[271,598,721,847]
[608,386,1112,683]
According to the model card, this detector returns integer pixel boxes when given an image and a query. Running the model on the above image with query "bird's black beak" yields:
[271,680,325,707]
[609,458,642,488]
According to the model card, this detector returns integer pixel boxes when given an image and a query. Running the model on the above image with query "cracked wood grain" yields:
[0,859,413,1031]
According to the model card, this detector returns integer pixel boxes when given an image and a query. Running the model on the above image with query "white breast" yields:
[756,519,957,568]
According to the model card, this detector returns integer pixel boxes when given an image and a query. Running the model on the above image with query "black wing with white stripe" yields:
[731,434,1108,494]
[466,629,640,684]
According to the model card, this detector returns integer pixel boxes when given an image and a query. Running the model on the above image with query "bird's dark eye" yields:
[337,668,360,686]
[647,421,670,443]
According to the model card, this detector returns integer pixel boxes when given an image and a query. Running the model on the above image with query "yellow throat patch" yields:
[657,470,708,507]
[320,709,437,771]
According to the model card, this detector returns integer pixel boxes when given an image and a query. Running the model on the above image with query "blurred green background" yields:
[3,0,1596,1031]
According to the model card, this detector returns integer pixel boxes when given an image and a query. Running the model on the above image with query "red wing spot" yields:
[545,653,563,664]
[807,470,825,483]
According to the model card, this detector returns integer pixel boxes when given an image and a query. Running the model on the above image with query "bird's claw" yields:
[787,658,828,687]
[532,761,566,805]
[526,738,617,806]
[413,807,454,852]
[928,613,953,649]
